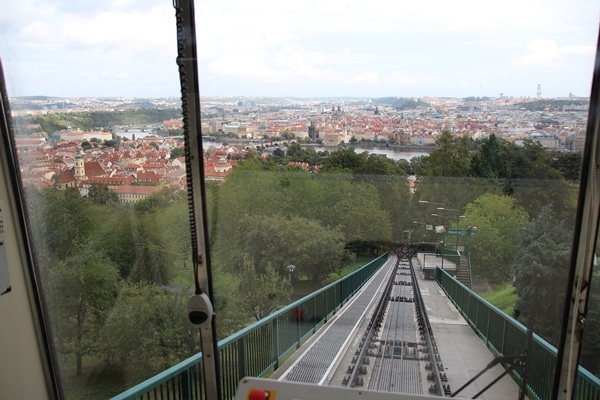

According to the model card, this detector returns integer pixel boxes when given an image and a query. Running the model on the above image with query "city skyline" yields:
[1,0,599,99]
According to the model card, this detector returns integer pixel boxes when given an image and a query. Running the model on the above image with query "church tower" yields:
[74,146,86,181]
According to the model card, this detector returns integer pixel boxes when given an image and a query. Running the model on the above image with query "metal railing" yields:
[436,268,600,400]
[111,254,388,400]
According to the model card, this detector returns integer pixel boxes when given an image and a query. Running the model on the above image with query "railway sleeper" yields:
[444,385,452,395]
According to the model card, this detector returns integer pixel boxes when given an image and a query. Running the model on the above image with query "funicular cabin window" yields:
[0,1,599,399]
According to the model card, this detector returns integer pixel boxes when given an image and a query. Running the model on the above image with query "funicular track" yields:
[341,246,450,396]
[280,247,451,396]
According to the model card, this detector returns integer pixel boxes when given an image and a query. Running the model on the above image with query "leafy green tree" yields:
[88,183,118,205]
[321,147,367,173]
[272,148,285,160]
[551,151,582,182]
[415,130,472,177]
[510,139,562,180]
[102,283,200,372]
[360,154,403,175]
[212,271,250,338]
[129,213,177,284]
[133,187,186,215]
[367,175,412,242]
[512,206,573,345]
[228,214,350,282]
[47,249,121,376]
[462,194,529,283]
[170,147,186,159]
[471,134,511,179]
[281,129,295,140]
[314,175,393,245]
[95,206,137,279]
[40,187,95,261]
[396,158,413,175]
[238,260,291,320]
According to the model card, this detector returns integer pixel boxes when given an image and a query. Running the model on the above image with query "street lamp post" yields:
[287,264,296,296]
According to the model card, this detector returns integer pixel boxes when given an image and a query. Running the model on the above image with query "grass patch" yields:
[480,281,518,316]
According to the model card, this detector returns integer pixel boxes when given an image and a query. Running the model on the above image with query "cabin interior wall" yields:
[0,134,50,398]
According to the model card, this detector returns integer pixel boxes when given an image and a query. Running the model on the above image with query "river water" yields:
[314,145,430,161]
[116,129,431,162]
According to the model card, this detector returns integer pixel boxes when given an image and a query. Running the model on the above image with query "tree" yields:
[212,271,250,338]
[88,183,118,205]
[228,214,350,282]
[129,212,177,284]
[47,249,121,376]
[360,154,403,175]
[102,283,200,372]
[368,175,412,242]
[238,260,291,320]
[170,147,186,160]
[281,129,295,140]
[551,151,582,182]
[321,147,367,174]
[272,148,285,160]
[471,134,510,179]
[462,194,529,283]
[95,207,137,279]
[415,130,472,177]
[40,187,95,261]
[314,175,393,245]
[512,206,573,345]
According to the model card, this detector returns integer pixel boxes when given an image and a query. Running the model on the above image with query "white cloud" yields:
[2,0,598,97]
[502,39,595,70]
[353,72,379,85]
[384,71,438,86]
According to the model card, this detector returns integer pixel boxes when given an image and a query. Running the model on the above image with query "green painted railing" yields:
[112,254,388,400]
[436,267,600,400]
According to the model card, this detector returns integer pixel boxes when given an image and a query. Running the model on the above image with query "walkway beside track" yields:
[413,256,520,399]
[273,254,396,384]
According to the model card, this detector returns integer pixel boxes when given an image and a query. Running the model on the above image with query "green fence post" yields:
[179,369,191,400]
[272,319,279,370]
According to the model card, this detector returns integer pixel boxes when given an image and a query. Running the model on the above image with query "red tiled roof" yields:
[55,169,75,183]
[84,161,105,177]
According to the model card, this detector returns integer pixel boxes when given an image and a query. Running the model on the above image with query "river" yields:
[115,129,431,162]
[314,144,430,161]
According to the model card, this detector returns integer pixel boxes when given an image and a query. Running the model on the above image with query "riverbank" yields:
[210,136,437,152]
[205,136,435,161]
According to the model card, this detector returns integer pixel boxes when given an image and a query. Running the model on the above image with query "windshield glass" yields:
[1,1,599,399]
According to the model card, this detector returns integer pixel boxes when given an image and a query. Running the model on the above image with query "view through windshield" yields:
[1,1,599,399]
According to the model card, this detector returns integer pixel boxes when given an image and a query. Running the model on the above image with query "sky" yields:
[1,0,598,99]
